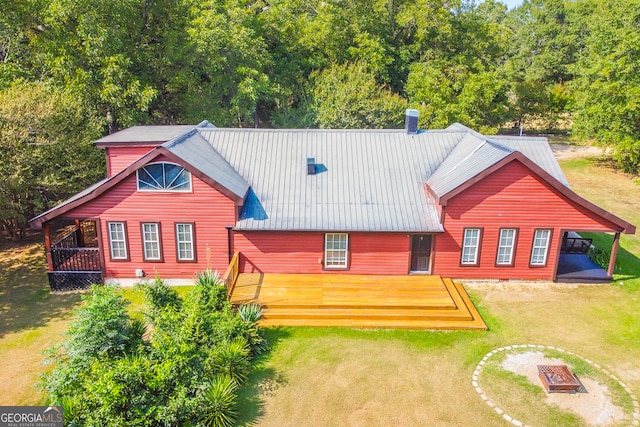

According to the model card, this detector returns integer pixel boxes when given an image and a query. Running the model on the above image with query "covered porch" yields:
[43,219,103,291]
[227,272,487,330]
[555,231,617,283]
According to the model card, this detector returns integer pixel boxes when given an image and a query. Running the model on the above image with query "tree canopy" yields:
[1,0,639,238]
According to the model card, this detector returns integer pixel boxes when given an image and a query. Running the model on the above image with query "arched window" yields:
[137,162,191,192]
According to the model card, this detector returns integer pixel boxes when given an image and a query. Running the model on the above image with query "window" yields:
[325,233,348,269]
[142,223,162,261]
[461,228,482,266]
[107,222,128,260]
[176,223,195,262]
[530,229,552,266]
[496,228,517,266]
[137,162,191,192]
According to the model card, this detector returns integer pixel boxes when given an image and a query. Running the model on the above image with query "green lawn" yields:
[0,155,638,425]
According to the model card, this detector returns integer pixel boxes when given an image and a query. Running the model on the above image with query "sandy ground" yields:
[501,351,625,426]
[550,143,605,160]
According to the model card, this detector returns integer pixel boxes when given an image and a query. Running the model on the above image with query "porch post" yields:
[607,232,621,277]
[75,219,85,247]
[43,222,53,272]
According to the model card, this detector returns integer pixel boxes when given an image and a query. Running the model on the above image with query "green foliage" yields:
[238,304,263,323]
[203,375,239,427]
[135,275,182,323]
[41,271,261,426]
[209,338,251,384]
[310,62,407,129]
[588,245,611,270]
[0,81,104,239]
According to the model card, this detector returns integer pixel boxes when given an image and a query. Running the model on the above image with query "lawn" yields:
[0,154,638,425]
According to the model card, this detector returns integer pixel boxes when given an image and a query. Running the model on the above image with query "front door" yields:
[410,235,432,272]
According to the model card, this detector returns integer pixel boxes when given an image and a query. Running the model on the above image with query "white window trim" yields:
[461,228,481,265]
[496,228,517,266]
[142,223,162,261]
[176,223,195,261]
[530,229,552,266]
[108,222,128,260]
[136,162,192,192]
[324,233,349,269]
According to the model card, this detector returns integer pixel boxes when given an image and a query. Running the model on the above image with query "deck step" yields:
[231,273,487,330]
[258,317,487,330]
[261,307,474,321]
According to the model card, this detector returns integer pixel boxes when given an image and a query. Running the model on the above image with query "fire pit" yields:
[537,365,582,393]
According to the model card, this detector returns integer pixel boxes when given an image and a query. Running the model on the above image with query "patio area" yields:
[229,273,487,330]
[556,253,611,283]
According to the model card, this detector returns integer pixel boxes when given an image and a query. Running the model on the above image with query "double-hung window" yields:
[142,223,162,261]
[176,223,195,262]
[461,228,482,266]
[108,222,128,260]
[325,233,348,269]
[496,228,517,266]
[530,229,552,266]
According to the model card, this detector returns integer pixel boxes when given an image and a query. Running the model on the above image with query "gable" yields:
[443,158,635,234]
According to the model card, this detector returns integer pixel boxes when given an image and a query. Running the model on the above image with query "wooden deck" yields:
[229,274,487,330]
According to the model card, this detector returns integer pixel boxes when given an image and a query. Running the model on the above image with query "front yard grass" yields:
[0,155,638,425]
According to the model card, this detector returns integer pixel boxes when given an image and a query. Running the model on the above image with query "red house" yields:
[30,112,635,291]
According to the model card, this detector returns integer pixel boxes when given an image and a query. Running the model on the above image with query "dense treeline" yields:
[1,0,639,238]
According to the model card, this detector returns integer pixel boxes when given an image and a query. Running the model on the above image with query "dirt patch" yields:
[550,143,605,160]
[501,351,625,426]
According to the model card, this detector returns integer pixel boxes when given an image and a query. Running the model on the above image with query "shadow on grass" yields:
[584,233,640,285]
[236,327,291,426]
[0,236,83,338]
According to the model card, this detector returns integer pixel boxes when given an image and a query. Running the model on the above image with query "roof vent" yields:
[405,109,420,134]
[307,158,316,175]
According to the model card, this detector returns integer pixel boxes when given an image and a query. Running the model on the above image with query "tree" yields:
[572,0,640,172]
[0,82,104,239]
[310,62,407,129]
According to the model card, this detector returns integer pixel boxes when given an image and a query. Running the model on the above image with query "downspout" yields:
[607,232,621,277]
[225,226,234,264]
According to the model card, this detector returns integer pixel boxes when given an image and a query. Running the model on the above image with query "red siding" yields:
[66,166,237,278]
[235,232,411,275]
[433,160,621,280]
[106,146,155,177]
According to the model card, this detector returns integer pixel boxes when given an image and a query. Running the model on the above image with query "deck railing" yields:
[51,226,79,249]
[222,252,240,297]
[51,248,101,272]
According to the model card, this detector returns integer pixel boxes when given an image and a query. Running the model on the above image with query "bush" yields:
[41,270,262,426]
[209,338,251,384]
[237,304,263,323]
[203,375,238,427]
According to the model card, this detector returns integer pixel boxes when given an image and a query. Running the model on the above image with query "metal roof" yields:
[199,128,464,232]
[163,128,249,200]
[31,121,585,233]
[95,125,196,144]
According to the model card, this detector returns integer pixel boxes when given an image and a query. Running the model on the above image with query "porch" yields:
[556,232,612,283]
[228,273,487,330]
[44,220,103,291]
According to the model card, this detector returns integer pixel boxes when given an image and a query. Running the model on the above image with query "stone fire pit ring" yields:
[472,344,640,427]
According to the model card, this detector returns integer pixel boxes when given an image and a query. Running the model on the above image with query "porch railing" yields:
[223,252,240,297]
[51,248,101,272]
[52,226,79,248]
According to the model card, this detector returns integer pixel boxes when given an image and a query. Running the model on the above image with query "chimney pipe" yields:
[307,158,316,175]
[405,109,420,134]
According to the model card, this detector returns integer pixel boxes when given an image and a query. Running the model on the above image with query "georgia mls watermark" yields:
[0,406,63,427]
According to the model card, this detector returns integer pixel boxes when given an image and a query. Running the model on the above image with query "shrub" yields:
[588,245,611,269]
[237,303,263,323]
[209,338,251,384]
[202,375,239,427]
